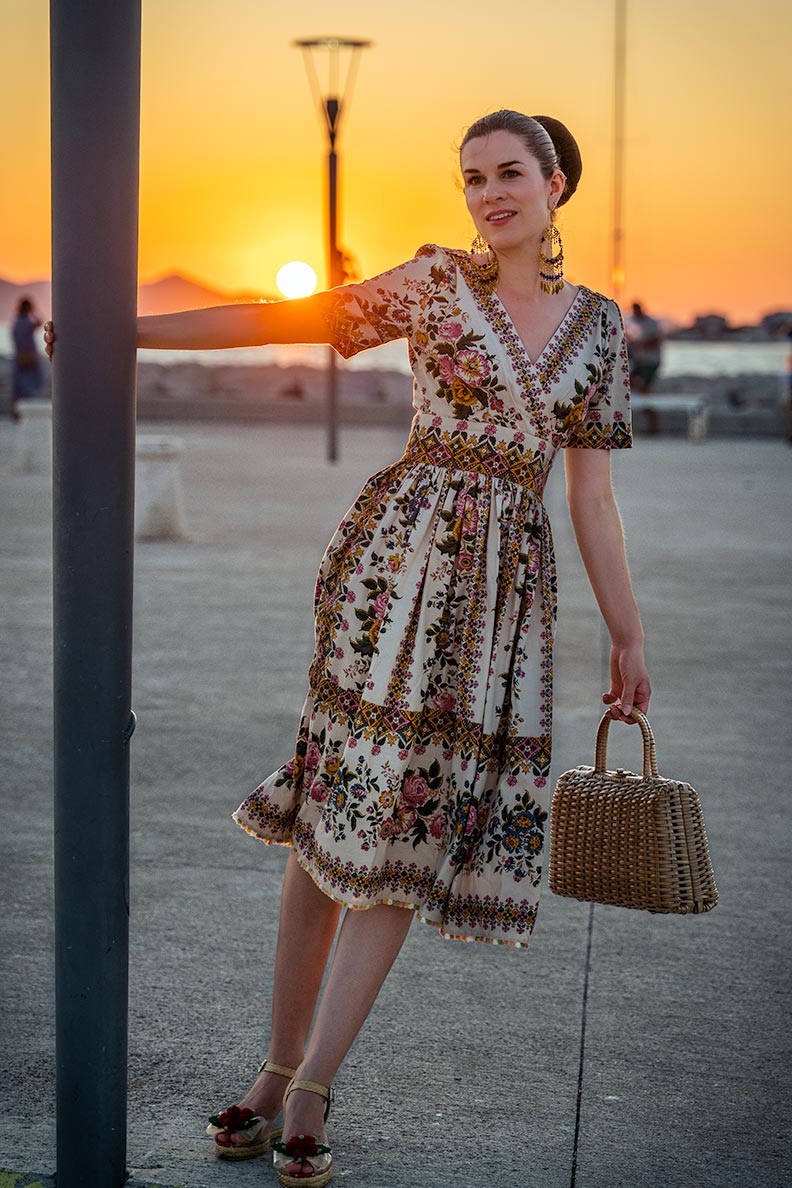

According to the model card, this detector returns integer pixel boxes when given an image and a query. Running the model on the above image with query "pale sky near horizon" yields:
[2,0,791,323]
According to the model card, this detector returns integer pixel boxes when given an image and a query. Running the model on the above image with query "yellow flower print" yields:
[450,379,478,407]
[369,621,381,646]
[380,789,395,809]
[414,330,429,349]
[325,756,341,775]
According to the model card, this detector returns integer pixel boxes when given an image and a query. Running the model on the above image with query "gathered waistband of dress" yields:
[400,422,549,497]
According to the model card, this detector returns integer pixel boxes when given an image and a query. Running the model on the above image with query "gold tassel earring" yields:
[470,232,499,284]
[539,212,564,295]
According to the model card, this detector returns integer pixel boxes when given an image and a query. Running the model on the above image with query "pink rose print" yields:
[373,589,390,618]
[429,812,446,840]
[309,778,330,804]
[433,690,457,711]
[305,739,322,771]
[438,320,463,339]
[438,355,456,384]
[402,773,430,807]
[454,348,490,385]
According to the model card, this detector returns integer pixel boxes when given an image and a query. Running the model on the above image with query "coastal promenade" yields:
[0,420,790,1188]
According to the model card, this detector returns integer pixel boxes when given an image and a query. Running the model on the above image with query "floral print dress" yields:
[233,244,632,948]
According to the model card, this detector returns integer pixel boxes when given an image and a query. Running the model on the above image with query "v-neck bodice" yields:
[322,242,632,453]
[490,285,585,367]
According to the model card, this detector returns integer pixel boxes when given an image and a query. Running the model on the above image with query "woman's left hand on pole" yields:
[43,321,56,360]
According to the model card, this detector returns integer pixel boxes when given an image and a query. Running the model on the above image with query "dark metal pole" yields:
[50,3,140,1185]
[326,103,341,464]
[612,0,627,301]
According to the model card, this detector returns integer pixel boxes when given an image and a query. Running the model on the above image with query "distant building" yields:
[692,314,731,339]
[761,311,792,338]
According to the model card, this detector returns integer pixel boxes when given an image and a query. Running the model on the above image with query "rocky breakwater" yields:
[0,355,787,436]
[645,372,787,438]
[135,360,415,426]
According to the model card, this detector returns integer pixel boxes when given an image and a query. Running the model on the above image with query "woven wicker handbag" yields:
[548,708,718,914]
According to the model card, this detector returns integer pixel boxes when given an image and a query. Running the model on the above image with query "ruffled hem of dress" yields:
[231,809,538,950]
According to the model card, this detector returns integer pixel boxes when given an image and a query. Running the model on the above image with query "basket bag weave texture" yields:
[548,708,718,914]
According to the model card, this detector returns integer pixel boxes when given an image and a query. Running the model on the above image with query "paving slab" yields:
[1,421,790,1188]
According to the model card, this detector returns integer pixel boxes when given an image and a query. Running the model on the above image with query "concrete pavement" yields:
[1,420,790,1188]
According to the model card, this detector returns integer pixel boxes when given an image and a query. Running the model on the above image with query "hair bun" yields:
[531,115,582,206]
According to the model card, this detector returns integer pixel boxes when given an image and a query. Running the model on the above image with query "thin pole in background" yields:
[50,2,141,1184]
[612,0,627,303]
[294,38,372,464]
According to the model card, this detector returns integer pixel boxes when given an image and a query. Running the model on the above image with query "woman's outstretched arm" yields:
[136,292,331,351]
[564,446,651,723]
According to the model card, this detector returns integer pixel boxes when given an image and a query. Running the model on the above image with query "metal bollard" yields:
[135,435,187,540]
[14,398,53,473]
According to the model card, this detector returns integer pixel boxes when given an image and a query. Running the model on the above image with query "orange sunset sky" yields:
[2,0,791,324]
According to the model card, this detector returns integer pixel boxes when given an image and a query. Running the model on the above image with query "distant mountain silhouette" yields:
[0,272,275,322]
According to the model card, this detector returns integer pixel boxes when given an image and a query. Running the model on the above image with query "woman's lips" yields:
[486,210,517,226]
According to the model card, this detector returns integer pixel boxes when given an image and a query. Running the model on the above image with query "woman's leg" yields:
[222,852,342,1143]
[280,900,414,1161]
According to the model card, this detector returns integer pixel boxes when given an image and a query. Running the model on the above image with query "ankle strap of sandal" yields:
[258,1060,299,1079]
[284,1077,335,1121]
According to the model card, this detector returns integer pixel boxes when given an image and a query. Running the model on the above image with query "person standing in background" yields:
[10,297,45,420]
[626,301,663,434]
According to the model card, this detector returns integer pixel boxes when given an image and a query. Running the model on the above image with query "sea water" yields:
[0,327,787,378]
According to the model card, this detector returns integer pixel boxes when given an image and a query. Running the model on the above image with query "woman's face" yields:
[460,130,565,251]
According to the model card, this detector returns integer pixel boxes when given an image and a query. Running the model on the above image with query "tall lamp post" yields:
[293,37,371,463]
[611,0,627,302]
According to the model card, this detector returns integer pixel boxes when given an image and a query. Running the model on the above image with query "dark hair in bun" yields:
[460,110,582,206]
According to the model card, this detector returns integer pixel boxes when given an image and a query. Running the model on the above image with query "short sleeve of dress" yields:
[318,244,452,359]
[566,298,633,449]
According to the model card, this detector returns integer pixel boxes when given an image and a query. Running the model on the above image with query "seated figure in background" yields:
[626,301,663,434]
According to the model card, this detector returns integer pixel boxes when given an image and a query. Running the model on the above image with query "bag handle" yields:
[594,707,658,779]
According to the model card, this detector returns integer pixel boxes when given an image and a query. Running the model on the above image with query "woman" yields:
[11,296,44,420]
[46,110,650,1186]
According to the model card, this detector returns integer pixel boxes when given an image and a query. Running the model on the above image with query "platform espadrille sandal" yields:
[271,1077,334,1187]
[206,1060,298,1160]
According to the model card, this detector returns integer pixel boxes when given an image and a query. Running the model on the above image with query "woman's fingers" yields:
[43,321,56,360]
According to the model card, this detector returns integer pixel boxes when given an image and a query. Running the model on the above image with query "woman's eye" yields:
[466,176,484,186]
[502,170,519,179]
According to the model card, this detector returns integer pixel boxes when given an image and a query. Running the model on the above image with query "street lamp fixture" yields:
[293,36,372,462]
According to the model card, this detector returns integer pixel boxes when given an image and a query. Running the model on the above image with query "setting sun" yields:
[276,261,318,300]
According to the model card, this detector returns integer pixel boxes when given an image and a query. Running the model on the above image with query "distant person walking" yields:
[626,301,664,433]
[11,297,45,420]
